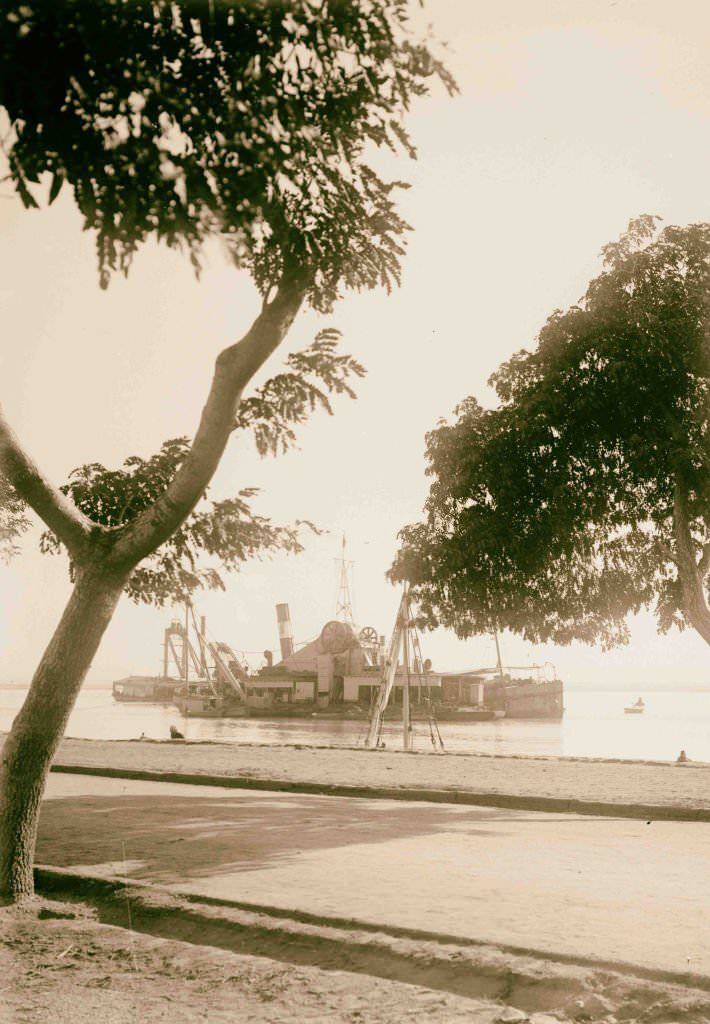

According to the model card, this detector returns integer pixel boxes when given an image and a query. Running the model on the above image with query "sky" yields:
[2,0,710,689]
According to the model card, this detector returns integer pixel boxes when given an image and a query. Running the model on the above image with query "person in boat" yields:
[634,697,645,708]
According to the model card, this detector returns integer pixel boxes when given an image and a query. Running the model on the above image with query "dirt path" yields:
[15,734,710,816]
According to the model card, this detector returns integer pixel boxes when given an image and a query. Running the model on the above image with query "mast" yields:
[402,584,411,751]
[334,533,355,626]
[493,628,504,680]
[183,602,190,682]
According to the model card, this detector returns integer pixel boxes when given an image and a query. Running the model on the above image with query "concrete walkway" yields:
[39,773,710,980]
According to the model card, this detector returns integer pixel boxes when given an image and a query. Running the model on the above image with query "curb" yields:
[50,762,710,822]
[34,865,710,1002]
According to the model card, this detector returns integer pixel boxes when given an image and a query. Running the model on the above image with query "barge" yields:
[112,675,180,703]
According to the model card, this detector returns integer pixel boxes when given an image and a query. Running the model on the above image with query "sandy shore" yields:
[0,904,501,1024]
[19,734,710,813]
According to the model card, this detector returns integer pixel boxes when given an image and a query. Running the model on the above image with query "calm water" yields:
[2,686,710,762]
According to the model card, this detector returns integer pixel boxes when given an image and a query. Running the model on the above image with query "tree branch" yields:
[0,406,92,559]
[109,276,306,569]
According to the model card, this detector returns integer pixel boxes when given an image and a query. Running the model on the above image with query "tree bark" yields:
[0,406,91,560]
[0,566,125,903]
[673,476,710,645]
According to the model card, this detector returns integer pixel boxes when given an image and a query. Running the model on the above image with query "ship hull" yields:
[112,676,180,703]
[173,683,564,721]
[431,708,501,722]
[483,678,564,719]
[176,704,514,722]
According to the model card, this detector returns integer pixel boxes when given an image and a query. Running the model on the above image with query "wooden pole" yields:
[163,627,169,679]
[183,603,189,682]
[494,629,504,680]
[402,586,411,751]
[200,615,208,675]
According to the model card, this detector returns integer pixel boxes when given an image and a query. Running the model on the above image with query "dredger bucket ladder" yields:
[188,605,247,702]
[365,587,410,749]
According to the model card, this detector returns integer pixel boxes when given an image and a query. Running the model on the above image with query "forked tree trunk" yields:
[0,566,124,902]
[0,278,304,904]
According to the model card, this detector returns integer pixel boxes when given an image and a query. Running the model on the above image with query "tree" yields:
[0,0,453,902]
[391,217,710,654]
[41,331,364,606]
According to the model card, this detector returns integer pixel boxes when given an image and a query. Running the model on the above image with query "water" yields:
[2,686,710,762]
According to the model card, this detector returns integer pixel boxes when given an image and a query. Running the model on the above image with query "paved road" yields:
[39,773,710,978]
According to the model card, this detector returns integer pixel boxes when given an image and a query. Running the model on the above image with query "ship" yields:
[112,546,563,723]
[118,595,563,723]
[250,605,562,722]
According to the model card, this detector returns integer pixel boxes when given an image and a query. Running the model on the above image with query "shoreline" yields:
[62,732,710,769]
[5,732,710,817]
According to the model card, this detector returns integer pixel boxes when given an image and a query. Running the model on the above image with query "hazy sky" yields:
[2,0,710,688]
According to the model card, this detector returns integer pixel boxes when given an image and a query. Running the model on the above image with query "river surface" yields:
[2,685,710,762]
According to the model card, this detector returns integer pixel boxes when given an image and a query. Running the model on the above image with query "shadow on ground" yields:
[37,791,515,884]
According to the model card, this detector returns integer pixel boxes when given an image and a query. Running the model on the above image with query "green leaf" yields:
[48,171,64,205]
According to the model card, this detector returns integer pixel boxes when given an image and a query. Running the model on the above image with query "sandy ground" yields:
[28,734,710,812]
[0,905,505,1024]
[38,773,710,979]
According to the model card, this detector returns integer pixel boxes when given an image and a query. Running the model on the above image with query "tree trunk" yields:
[0,566,124,903]
[0,280,304,903]
[673,476,710,646]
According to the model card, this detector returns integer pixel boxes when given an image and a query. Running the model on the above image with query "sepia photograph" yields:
[1,1,710,1021]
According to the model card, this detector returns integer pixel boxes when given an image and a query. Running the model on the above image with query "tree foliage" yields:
[391,218,710,648]
[1,0,455,305]
[41,329,363,603]
[235,326,364,455]
[0,477,29,563]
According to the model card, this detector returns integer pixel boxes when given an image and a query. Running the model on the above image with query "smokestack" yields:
[276,603,294,661]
